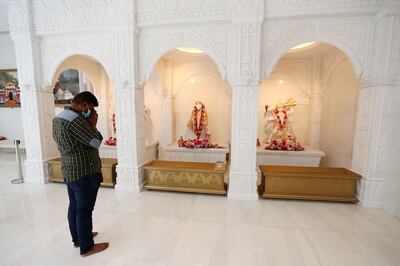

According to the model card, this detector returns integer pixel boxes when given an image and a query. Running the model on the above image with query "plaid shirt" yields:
[52,107,103,182]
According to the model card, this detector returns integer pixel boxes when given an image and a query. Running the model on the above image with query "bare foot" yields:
[74,232,99,248]
[81,242,109,257]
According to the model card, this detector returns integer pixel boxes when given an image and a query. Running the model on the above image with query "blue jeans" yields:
[66,173,102,255]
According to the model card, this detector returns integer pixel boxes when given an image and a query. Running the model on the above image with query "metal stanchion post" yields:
[11,139,24,184]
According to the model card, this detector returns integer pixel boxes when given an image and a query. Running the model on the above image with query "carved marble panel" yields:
[31,0,133,35]
[40,33,116,86]
[264,0,383,18]
[136,0,263,27]
[388,17,400,77]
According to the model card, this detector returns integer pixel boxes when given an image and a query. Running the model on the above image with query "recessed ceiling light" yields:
[289,41,319,51]
[176,47,204,54]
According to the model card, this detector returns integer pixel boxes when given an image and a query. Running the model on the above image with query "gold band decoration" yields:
[143,160,227,195]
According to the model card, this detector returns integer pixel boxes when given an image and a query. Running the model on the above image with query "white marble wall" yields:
[0,108,24,142]
[319,52,360,168]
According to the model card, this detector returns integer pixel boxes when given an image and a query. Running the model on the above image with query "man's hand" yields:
[87,108,98,128]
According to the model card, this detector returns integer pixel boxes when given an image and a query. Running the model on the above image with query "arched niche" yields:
[42,44,117,89]
[51,55,115,153]
[143,47,231,153]
[259,41,360,169]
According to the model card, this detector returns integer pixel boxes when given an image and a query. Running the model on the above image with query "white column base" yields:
[115,165,143,192]
[227,171,259,200]
[24,160,49,184]
[357,178,383,208]
[360,199,382,208]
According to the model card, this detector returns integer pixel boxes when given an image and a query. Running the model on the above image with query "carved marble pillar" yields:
[114,82,145,192]
[19,84,57,184]
[353,80,386,207]
[308,57,323,148]
[227,8,263,199]
[353,4,400,208]
[228,86,259,200]
[9,0,58,184]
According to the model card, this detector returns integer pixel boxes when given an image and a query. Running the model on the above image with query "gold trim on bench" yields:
[143,160,227,195]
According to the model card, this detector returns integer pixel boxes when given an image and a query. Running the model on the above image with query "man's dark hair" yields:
[72,91,98,107]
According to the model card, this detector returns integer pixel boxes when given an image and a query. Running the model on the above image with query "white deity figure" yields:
[53,82,64,100]
[184,101,209,140]
[264,99,304,151]
[144,106,154,144]
[64,88,74,100]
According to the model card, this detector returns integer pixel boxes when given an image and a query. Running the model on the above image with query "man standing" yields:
[52,91,109,257]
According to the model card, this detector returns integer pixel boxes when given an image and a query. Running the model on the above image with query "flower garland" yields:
[104,113,117,146]
[192,104,206,139]
[179,138,216,149]
[274,107,288,130]
[265,138,304,151]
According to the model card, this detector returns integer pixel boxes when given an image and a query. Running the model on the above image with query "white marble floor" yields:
[1,153,400,266]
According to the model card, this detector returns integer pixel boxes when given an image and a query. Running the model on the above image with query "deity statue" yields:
[64,89,74,100]
[53,81,65,100]
[185,101,208,140]
[180,101,215,149]
[144,106,154,144]
[264,98,304,151]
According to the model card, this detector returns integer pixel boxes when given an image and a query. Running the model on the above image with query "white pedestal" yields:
[99,144,117,158]
[99,141,158,163]
[256,146,325,176]
[158,142,229,163]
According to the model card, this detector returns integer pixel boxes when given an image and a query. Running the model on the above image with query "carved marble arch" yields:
[50,55,111,90]
[42,49,116,90]
[143,44,228,85]
[49,54,116,141]
[263,39,363,81]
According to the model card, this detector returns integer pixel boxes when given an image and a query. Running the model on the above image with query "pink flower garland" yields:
[104,113,117,146]
[192,105,206,139]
